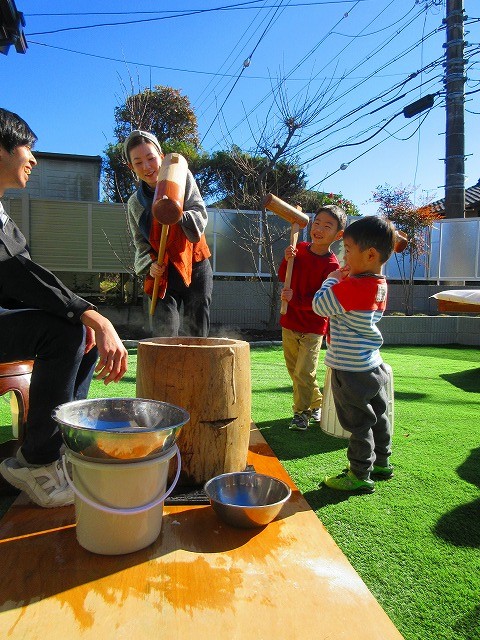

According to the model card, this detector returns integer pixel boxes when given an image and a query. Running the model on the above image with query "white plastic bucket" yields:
[64,445,180,555]
[320,365,394,439]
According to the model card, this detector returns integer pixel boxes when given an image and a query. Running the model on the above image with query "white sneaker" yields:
[0,453,73,508]
[310,408,322,423]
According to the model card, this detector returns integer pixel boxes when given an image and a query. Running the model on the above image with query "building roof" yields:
[429,179,480,215]
[33,151,102,164]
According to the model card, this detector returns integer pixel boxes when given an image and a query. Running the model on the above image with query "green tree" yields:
[114,85,199,146]
[103,86,200,203]
[209,146,306,210]
[205,142,308,328]
[295,189,360,217]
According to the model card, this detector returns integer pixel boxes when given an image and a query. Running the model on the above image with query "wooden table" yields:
[0,428,404,640]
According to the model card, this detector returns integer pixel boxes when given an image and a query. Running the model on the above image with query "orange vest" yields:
[144,218,211,297]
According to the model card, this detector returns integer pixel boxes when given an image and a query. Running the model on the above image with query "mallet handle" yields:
[149,224,169,316]
[280,222,300,315]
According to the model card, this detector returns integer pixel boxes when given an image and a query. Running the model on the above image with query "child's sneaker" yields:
[371,463,394,480]
[289,412,309,431]
[310,408,322,423]
[322,470,375,493]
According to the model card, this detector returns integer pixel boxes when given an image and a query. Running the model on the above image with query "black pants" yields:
[0,309,97,465]
[148,258,213,337]
[330,364,392,479]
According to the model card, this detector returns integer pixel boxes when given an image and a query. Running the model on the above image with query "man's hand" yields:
[84,326,96,354]
[80,310,128,384]
[281,286,293,302]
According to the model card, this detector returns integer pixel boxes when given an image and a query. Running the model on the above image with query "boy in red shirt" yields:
[279,205,346,430]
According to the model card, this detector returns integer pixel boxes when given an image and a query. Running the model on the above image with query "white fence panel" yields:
[4,195,480,282]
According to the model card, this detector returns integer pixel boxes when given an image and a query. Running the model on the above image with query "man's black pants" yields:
[0,309,97,465]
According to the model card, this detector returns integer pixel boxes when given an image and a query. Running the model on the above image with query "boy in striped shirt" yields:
[312,216,395,493]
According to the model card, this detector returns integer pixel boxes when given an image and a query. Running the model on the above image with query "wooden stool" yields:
[0,360,33,459]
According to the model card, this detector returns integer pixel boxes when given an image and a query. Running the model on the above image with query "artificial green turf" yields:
[0,345,478,640]
[250,344,480,640]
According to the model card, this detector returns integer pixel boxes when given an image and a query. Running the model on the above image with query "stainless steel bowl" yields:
[204,471,291,528]
[53,397,189,463]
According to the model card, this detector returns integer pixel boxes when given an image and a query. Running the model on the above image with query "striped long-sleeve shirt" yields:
[312,273,388,372]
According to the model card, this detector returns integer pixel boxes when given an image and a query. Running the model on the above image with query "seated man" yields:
[0,107,128,508]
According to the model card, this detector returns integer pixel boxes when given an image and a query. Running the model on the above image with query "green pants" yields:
[282,327,324,415]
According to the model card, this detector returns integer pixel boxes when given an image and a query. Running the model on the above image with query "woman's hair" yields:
[123,130,162,164]
[314,204,347,231]
[0,108,37,153]
[343,215,395,264]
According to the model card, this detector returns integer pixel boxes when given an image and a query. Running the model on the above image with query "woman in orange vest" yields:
[124,130,212,337]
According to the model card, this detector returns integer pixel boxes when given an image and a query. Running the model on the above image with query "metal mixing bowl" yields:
[204,471,291,528]
[53,397,189,463]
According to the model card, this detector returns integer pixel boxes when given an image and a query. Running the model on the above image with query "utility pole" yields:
[443,0,466,218]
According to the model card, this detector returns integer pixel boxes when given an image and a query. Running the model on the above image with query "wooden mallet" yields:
[150,153,188,316]
[263,193,310,315]
[394,229,408,253]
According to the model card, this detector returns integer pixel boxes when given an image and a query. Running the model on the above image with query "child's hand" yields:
[285,245,296,260]
[329,267,349,281]
[281,287,293,302]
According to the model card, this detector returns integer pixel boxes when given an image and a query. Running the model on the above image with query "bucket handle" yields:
[62,445,181,516]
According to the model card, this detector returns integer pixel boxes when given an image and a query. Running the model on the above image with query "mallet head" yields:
[263,193,310,228]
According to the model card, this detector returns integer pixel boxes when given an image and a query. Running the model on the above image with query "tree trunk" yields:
[268,278,281,329]
[136,337,252,486]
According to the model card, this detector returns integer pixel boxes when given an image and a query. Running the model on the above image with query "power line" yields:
[24,0,476,193]
[195,0,283,112]
[282,1,422,126]
[27,1,372,18]
[27,39,281,79]
[26,1,372,36]
[200,0,289,144]
[412,6,429,201]
[292,70,443,158]
[208,1,443,153]
[26,38,417,83]
[307,107,434,190]
[218,4,442,155]
[287,5,440,178]
[208,2,363,151]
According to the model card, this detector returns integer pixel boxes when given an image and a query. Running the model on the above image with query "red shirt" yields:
[278,242,340,335]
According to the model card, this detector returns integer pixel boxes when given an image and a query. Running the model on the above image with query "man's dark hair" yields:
[343,215,395,264]
[0,108,37,153]
[314,204,347,231]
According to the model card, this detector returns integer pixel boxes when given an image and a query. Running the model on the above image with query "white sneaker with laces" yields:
[310,408,322,423]
[0,452,73,508]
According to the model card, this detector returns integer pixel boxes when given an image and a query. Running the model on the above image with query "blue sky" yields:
[2,1,479,214]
